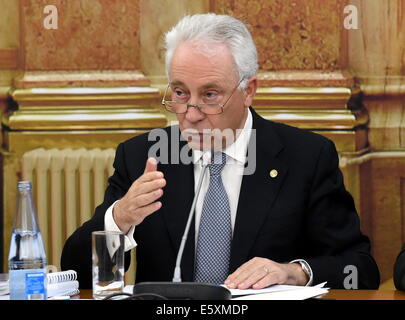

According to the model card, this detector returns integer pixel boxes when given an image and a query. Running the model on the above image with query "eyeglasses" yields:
[161,79,244,115]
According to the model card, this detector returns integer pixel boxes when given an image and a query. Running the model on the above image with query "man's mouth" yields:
[183,130,212,139]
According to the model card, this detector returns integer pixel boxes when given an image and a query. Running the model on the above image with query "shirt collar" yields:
[192,108,253,165]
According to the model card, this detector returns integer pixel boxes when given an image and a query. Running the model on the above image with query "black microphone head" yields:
[133,282,232,300]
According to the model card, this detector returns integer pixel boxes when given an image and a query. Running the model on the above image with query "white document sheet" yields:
[225,281,328,297]
[230,282,329,300]
[232,286,329,300]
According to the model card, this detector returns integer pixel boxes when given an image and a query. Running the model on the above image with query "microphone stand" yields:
[133,152,231,300]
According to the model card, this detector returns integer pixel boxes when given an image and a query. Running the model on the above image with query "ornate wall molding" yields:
[4,86,166,131]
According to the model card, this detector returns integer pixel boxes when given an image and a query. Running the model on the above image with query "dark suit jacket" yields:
[394,243,405,290]
[61,107,380,289]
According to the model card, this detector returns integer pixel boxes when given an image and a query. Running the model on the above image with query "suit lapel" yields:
[160,135,196,281]
[229,108,288,273]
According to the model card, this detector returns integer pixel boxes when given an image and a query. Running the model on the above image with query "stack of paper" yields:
[0,274,9,296]
[228,282,329,300]
[47,280,79,298]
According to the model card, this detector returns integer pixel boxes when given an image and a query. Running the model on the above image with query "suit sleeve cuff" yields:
[289,259,313,286]
[104,200,137,252]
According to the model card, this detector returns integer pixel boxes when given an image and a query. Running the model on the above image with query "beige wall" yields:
[0,0,19,49]
[0,0,19,86]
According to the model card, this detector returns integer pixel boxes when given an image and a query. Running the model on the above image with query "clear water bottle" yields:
[8,181,47,300]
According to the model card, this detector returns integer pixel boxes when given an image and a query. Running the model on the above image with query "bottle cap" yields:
[17,181,32,191]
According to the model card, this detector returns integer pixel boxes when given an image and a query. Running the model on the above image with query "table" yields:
[325,289,405,300]
[78,289,405,300]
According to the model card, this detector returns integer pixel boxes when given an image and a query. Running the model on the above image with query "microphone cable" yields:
[102,292,168,300]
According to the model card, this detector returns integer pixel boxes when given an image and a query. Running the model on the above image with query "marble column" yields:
[348,0,405,151]
[140,0,210,85]
[139,0,210,123]
[348,0,405,282]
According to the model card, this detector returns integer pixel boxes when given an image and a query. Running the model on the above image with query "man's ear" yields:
[243,76,257,107]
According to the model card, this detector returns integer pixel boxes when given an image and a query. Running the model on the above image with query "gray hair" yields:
[164,13,258,89]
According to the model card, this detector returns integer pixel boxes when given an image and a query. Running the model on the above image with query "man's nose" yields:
[184,102,205,123]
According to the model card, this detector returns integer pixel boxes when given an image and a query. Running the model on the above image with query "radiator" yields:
[21,148,116,269]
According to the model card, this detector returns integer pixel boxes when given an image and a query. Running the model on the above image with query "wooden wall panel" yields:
[365,157,405,282]
[0,49,18,69]
[348,0,405,152]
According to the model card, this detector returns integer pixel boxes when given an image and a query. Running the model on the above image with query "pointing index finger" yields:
[144,157,158,173]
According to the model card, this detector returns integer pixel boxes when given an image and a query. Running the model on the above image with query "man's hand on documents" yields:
[224,257,309,290]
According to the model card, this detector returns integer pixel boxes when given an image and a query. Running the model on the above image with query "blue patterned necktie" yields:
[194,152,232,284]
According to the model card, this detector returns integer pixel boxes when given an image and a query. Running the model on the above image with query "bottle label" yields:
[9,269,46,300]
[25,272,46,300]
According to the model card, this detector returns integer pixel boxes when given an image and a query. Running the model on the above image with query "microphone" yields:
[172,150,211,283]
[133,151,231,300]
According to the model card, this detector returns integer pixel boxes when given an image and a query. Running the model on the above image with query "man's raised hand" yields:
[113,157,166,233]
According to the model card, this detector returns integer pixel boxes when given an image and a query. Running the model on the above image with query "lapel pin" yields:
[269,169,278,178]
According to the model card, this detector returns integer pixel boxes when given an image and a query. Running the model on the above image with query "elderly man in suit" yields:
[61,14,380,290]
